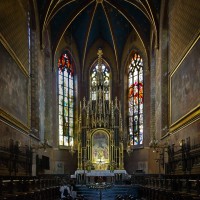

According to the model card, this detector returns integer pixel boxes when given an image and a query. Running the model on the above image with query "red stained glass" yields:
[58,53,74,75]
[128,52,143,146]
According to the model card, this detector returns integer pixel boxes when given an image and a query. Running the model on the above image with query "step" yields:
[75,184,139,200]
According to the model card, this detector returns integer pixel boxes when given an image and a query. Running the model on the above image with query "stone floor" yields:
[75,184,140,200]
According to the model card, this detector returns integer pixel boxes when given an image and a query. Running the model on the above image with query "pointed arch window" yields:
[58,51,75,147]
[128,52,144,146]
[90,62,110,101]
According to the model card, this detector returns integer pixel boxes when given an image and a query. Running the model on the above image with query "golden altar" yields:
[77,49,124,174]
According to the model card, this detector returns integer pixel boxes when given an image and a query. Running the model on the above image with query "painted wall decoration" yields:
[92,131,109,163]
[55,161,64,174]
[0,43,28,125]
[170,39,200,125]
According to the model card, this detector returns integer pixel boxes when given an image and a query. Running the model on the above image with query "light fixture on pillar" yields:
[126,144,132,154]
[149,133,170,153]
[69,145,76,155]
[40,139,51,152]
[31,139,51,152]
[126,139,132,154]
[149,133,159,152]
[126,135,132,154]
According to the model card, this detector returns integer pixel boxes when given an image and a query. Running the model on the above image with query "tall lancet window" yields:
[90,61,110,101]
[58,51,74,147]
[128,52,144,146]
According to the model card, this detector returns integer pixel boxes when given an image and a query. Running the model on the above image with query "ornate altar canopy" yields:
[76,49,125,176]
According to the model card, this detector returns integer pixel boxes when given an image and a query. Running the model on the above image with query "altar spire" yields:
[78,49,124,171]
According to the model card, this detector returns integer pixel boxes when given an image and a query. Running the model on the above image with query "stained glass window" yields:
[90,63,110,100]
[128,52,143,146]
[58,52,74,147]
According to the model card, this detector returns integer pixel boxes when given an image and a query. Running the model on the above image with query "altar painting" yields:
[170,39,200,124]
[92,131,109,163]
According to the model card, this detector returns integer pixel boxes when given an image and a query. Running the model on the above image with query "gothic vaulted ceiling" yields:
[37,0,160,66]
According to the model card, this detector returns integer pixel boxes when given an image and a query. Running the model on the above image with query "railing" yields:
[166,138,200,174]
[0,142,32,176]
[131,174,200,200]
[0,175,68,200]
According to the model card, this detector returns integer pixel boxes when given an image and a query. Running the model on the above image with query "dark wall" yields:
[0,43,29,126]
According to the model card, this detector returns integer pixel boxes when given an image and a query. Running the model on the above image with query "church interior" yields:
[0,0,200,199]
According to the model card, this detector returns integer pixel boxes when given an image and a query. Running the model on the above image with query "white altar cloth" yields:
[86,170,114,177]
[74,169,127,176]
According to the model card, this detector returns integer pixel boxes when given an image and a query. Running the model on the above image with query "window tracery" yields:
[128,52,144,146]
[58,51,74,147]
[90,62,110,101]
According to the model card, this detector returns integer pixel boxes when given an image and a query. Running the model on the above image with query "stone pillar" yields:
[31,149,37,176]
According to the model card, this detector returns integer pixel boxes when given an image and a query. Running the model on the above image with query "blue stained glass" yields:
[63,100,67,107]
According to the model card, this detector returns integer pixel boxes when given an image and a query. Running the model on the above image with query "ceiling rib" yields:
[52,0,95,54]
[144,0,159,48]
[43,0,59,28]
[105,0,148,60]
[124,0,152,22]
[102,2,119,74]
[45,0,77,27]
[40,0,53,48]
[124,0,158,47]
[82,2,97,71]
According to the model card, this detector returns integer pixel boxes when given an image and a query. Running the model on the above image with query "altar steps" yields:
[76,185,139,200]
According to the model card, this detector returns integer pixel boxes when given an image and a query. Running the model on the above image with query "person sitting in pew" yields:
[59,181,71,199]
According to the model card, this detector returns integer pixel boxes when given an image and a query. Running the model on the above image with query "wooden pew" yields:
[0,176,62,200]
